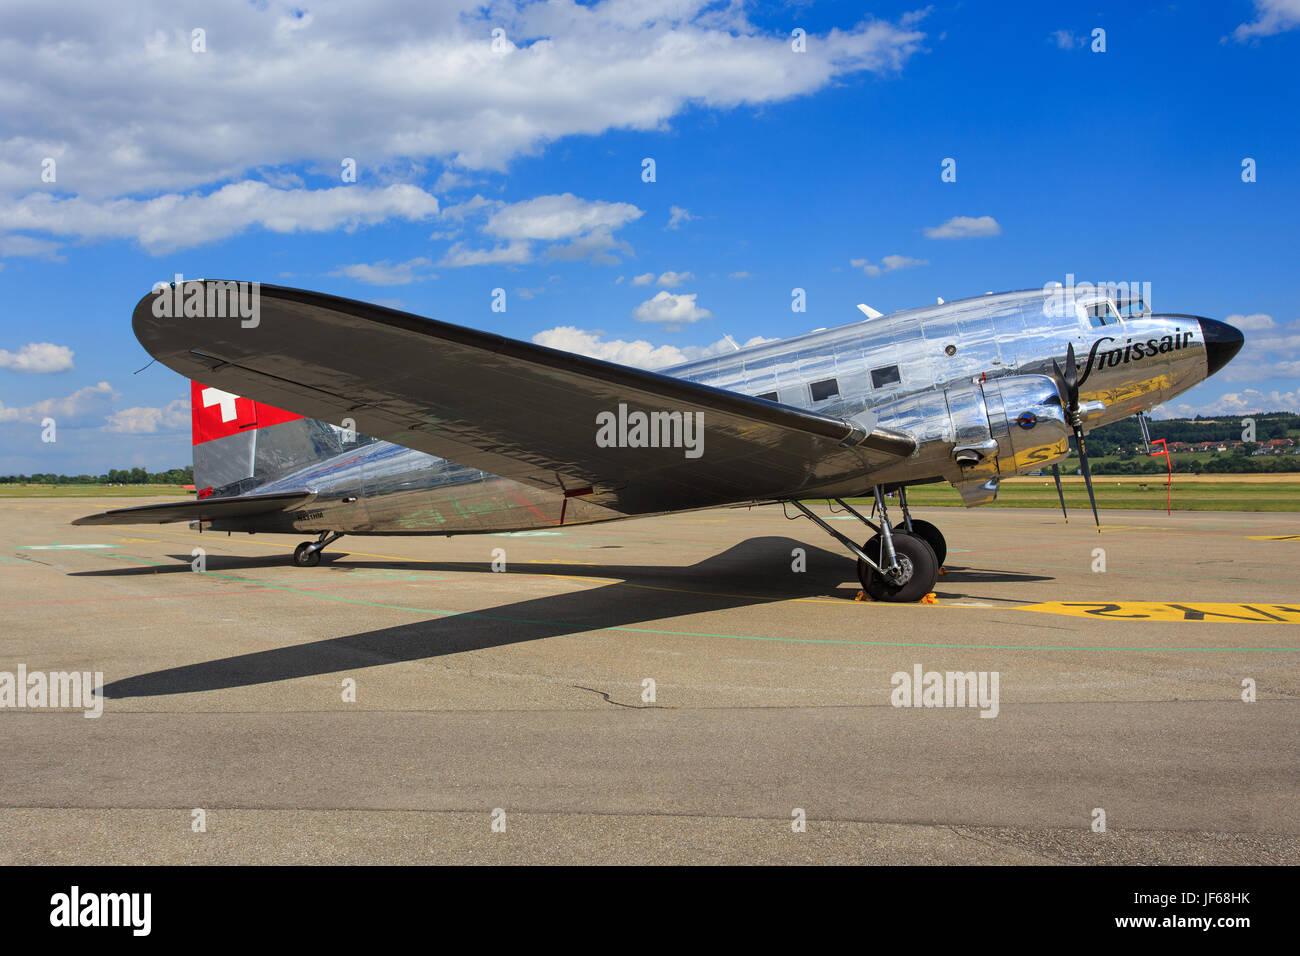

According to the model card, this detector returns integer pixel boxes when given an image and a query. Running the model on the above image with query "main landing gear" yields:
[789,485,945,603]
[292,531,344,568]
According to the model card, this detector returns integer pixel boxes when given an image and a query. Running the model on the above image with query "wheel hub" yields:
[884,552,914,585]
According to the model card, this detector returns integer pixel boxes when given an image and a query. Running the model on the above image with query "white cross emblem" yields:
[201,386,241,423]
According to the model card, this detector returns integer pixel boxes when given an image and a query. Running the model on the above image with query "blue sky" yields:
[2,0,1298,474]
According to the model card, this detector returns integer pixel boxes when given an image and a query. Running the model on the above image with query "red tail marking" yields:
[191,380,303,446]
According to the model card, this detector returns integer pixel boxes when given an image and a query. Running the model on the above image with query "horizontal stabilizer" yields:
[73,491,313,526]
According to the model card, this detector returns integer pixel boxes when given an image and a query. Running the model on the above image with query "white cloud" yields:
[1156,388,1300,417]
[633,290,712,327]
[532,326,775,369]
[667,205,694,229]
[923,215,1001,239]
[0,234,63,259]
[850,254,928,276]
[434,193,642,266]
[106,398,189,434]
[0,381,118,426]
[1231,0,1300,41]
[728,271,752,279]
[332,257,435,286]
[656,270,695,287]
[1224,312,1275,331]
[440,194,504,223]
[0,182,440,254]
[1218,316,1300,381]
[485,193,641,241]
[544,227,633,265]
[438,240,532,268]
[0,342,74,373]
[631,272,655,286]
[1049,30,1085,49]
[0,2,930,204]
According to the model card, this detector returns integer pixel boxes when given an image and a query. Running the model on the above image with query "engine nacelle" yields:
[944,374,1072,505]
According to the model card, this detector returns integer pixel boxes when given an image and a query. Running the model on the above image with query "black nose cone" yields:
[1200,317,1244,377]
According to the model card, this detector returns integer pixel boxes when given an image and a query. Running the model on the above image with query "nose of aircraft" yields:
[1199,317,1245,376]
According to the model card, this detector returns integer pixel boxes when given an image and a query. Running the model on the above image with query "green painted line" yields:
[99,553,1296,653]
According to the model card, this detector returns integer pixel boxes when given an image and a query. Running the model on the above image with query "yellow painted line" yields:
[1017,601,1300,624]
[1247,534,1300,541]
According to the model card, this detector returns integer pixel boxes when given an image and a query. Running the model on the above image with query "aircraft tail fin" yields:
[190,380,345,498]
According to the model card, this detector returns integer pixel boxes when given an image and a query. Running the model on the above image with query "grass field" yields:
[882,479,1300,512]
[0,484,192,498]
[3,481,1297,511]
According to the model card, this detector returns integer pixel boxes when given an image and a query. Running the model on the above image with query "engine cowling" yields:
[944,374,1072,505]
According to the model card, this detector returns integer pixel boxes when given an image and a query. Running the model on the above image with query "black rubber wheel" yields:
[856,532,938,603]
[894,518,946,567]
[293,542,321,567]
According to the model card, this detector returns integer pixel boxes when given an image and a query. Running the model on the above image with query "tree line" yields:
[1,466,194,485]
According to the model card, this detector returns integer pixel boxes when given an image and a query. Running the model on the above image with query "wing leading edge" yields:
[130,282,916,515]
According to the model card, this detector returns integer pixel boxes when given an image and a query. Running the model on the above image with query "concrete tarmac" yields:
[1,498,1296,864]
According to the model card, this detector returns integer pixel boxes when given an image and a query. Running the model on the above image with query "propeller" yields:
[1050,464,1068,523]
[1052,342,1101,533]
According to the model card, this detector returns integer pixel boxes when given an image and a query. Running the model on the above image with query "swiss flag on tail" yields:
[190,380,304,446]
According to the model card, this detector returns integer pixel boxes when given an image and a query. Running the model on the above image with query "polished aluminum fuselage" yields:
[217,288,1213,536]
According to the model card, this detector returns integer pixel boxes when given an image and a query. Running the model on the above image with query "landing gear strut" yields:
[790,486,939,603]
[293,531,344,568]
[892,486,947,568]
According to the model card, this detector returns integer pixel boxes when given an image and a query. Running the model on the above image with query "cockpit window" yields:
[1084,298,1122,328]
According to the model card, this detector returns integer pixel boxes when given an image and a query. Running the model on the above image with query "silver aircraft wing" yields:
[131,282,916,515]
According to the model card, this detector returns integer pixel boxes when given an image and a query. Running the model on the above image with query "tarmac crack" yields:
[570,685,676,709]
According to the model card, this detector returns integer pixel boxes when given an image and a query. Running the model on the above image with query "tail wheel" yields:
[894,519,946,567]
[856,532,938,603]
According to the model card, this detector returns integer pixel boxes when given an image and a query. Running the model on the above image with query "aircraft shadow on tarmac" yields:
[75,536,1052,699]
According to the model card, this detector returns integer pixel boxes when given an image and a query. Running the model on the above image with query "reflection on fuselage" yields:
[221,289,1217,536]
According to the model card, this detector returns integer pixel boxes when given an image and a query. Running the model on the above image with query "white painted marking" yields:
[201,386,241,422]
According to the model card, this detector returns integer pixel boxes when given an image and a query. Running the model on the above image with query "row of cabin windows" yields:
[753,364,901,404]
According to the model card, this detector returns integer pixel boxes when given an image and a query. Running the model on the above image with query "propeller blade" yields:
[1075,427,1102,533]
[1051,464,1068,523]
[1063,341,1079,402]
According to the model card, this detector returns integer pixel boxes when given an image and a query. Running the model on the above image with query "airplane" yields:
[75,280,1244,602]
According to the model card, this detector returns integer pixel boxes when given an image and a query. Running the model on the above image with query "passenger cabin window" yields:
[809,378,839,402]
[1085,299,1122,328]
[756,391,779,402]
[870,365,901,389]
